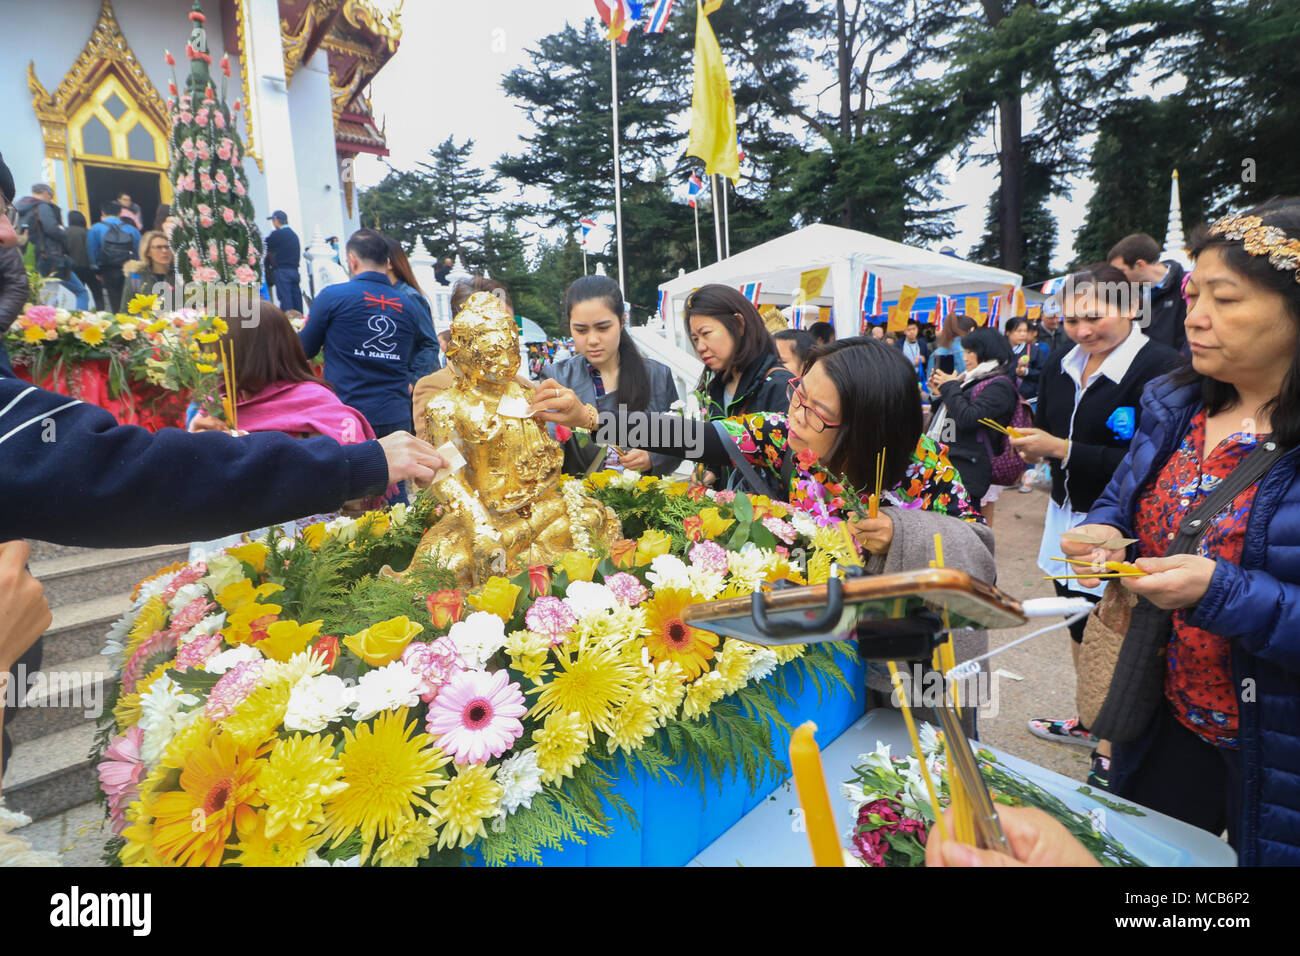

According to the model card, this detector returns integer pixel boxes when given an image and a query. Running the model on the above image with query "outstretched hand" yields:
[925,805,1101,868]
[378,432,446,487]
[528,378,589,428]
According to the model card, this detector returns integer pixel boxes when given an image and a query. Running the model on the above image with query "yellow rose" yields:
[356,511,390,538]
[635,529,672,564]
[195,332,221,344]
[467,576,523,620]
[22,325,45,344]
[699,507,735,540]
[664,481,690,497]
[343,615,424,667]
[226,541,270,573]
[216,578,284,613]
[257,619,324,662]
[556,551,599,583]
[586,471,612,490]
[301,522,327,550]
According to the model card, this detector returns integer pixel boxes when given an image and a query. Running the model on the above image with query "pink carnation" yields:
[205,659,265,719]
[174,629,223,672]
[714,490,737,504]
[187,248,201,267]
[604,572,648,607]
[217,144,232,161]
[401,638,462,703]
[196,142,211,160]
[165,597,215,641]
[222,208,236,224]
[179,110,193,124]
[524,595,577,642]
[214,111,226,129]
[689,540,730,576]
[199,173,213,191]
[96,726,145,834]
[207,240,219,260]
[180,138,195,160]
[195,109,209,127]
[424,668,526,764]
[24,305,58,328]
[199,215,214,229]
[234,265,257,285]
[194,266,220,282]
[761,516,797,545]
[234,180,246,197]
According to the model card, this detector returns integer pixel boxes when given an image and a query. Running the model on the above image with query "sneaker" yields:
[1027,717,1099,749]
[1087,752,1111,789]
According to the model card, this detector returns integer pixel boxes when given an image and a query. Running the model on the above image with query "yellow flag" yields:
[1013,287,1026,316]
[797,266,830,303]
[965,296,984,325]
[886,305,907,332]
[686,1,740,181]
[896,285,920,316]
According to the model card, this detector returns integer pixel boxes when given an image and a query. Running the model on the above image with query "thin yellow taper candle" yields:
[788,722,844,867]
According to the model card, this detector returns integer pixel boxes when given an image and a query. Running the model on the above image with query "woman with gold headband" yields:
[1059,197,1300,866]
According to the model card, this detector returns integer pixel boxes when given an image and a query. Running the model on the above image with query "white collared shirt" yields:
[1036,324,1149,595]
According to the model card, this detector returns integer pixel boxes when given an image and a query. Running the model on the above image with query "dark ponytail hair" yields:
[683,283,778,390]
[563,275,652,411]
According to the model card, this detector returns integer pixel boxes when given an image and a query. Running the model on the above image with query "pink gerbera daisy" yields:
[424,669,525,765]
[96,726,144,833]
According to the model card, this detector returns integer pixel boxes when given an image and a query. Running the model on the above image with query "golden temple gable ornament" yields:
[395,292,620,587]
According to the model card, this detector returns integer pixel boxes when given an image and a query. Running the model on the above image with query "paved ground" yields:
[12,484,1086,864]
[977,484,1094,782]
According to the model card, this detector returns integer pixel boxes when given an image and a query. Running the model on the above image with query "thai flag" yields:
[687,172,705,208]
[987,296,1002,328]
[580,217,596,247]
[739,281,761,305]
[594,0,635,44]
[657,289,667,322]
[790,304,805,330]
[858,271,882,319]
[644,0,674,32]
[933,295,952,332]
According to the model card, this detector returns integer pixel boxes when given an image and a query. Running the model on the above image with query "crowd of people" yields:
[5,140,1300,865]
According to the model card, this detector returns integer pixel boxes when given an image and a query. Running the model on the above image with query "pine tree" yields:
[164,0,262,289]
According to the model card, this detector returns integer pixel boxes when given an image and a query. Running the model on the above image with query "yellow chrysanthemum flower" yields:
[320,708,451,865]
[664,480,689,497]
[715,639,756,694]
[431,764,503,850]
[124,597,170,659]
[259,733,346,838]
[220,678,293,749]
[504,629,553,684]
[212,317,229,334]
[127,293,160,315]
[529,634,641,738]
[604,691,659,755]
[532,711,588,784]
[681,670,727,720]
[158,714,216,771]
[22,325,45,343]
[195,363,217,374]
[75,324,105,346]
[375,814,441,867]
[772,644,807,664]
[229,809,316,867]
[646,659,688,722]
[194,331,220,344]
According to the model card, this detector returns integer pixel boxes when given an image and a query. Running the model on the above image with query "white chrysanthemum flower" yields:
[203,644,264,674]
[447,611,508,671]
[324,515,358,543]
[748,647,779,682]
[283,673,356,733]
[790,513,820,539]
[646,554,691,592]
[138,677,201,768]
[562,580,617,618]
[495,747,545,817]
[727,545,767,592]
[389,502,410,528]
[264,650,328,687]
[686,566,726,600]
[351,661,423,721]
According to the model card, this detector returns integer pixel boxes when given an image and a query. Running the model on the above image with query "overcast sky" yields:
[355,1,1110,279]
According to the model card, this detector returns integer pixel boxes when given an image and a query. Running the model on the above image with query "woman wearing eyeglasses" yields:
[531,336,995,732]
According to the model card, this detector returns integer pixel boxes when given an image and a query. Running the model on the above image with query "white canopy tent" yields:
[656,223,1023,350]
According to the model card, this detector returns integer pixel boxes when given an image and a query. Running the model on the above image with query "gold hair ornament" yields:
[1208,214,1300,284]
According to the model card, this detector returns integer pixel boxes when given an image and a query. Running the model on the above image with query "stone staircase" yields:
[4,540,189,836]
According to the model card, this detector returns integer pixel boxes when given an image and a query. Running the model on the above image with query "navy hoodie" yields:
[299,271,438,427]
[0,378,389,547]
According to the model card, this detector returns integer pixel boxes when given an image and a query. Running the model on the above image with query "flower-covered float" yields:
[93,474,867,867]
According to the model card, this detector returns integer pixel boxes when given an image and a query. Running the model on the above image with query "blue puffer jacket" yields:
[1087,373,1300,866]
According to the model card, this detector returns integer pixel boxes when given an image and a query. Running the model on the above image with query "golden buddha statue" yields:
[401,292,620,586]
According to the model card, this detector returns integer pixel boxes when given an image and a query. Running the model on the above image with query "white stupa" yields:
[1161,169,1192,268]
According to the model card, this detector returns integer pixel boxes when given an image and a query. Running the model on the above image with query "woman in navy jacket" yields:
[1064,198,1300,865]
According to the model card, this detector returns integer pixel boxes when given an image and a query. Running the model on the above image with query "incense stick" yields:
[887,661,949,842]
[220,339,238,433]
[1043,573,1146,580]
[868,449,885,519]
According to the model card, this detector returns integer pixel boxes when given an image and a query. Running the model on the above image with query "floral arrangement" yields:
[93,477,860,867]
[163,4,262,288]
[842,728,1145,867]
[5,302,229,402]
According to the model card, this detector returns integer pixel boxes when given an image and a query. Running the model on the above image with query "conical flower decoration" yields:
[163,0,262,288]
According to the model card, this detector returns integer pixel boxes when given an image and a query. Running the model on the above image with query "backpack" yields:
[971,374,1033,486]
[99,221,135,270]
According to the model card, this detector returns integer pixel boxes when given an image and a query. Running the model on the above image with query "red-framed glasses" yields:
[786,377,841,433]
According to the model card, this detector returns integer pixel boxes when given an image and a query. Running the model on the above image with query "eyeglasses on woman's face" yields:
[786,377,841,432]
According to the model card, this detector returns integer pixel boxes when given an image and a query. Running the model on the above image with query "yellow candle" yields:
[789,722,844,867]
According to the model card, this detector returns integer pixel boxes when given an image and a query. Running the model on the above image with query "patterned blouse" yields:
[716,411,983,525]
[1133,409,1262,749]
